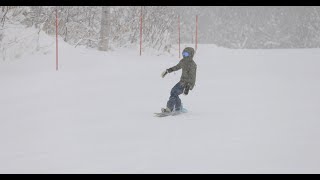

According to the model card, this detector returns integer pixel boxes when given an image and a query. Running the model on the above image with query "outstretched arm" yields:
[161,61,182,78]
[167,61,182,73]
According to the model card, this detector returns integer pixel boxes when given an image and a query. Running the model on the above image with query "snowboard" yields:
[154,108,188,117]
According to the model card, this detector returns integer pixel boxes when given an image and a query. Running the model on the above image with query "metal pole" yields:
[178,15,180,59]
[56,7,58,71]
[196,15,198,51]
[140,6,142,56]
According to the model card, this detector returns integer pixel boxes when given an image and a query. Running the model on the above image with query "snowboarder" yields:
[160,47,197,114]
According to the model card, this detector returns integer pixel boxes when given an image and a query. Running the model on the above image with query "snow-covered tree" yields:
[3,6,320,55]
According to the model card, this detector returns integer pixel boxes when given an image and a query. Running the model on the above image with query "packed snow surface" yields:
[1,37,320,173]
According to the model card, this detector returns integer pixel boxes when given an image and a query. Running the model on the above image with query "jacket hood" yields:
[182,47,195,59]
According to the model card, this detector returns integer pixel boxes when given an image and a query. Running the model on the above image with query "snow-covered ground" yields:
[1,35,320,173]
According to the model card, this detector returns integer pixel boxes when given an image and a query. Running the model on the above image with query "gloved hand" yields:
[183,84,190,95]
[161,69,169,78]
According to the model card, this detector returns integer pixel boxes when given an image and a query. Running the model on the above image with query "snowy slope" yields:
[1,38,320,173]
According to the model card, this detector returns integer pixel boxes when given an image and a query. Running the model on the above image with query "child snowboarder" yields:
[161,47,197,113]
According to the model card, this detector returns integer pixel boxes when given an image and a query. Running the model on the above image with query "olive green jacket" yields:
[168,47,197,90]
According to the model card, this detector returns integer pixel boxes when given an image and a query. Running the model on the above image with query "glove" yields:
[161,70,169,78]
[183,84,190,95]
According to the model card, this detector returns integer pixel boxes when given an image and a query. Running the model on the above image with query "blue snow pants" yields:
[167,82,185,111]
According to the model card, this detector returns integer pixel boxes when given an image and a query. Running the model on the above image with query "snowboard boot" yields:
[175,104,183,112]
[175,107,182,112]
[161,107,172,113]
